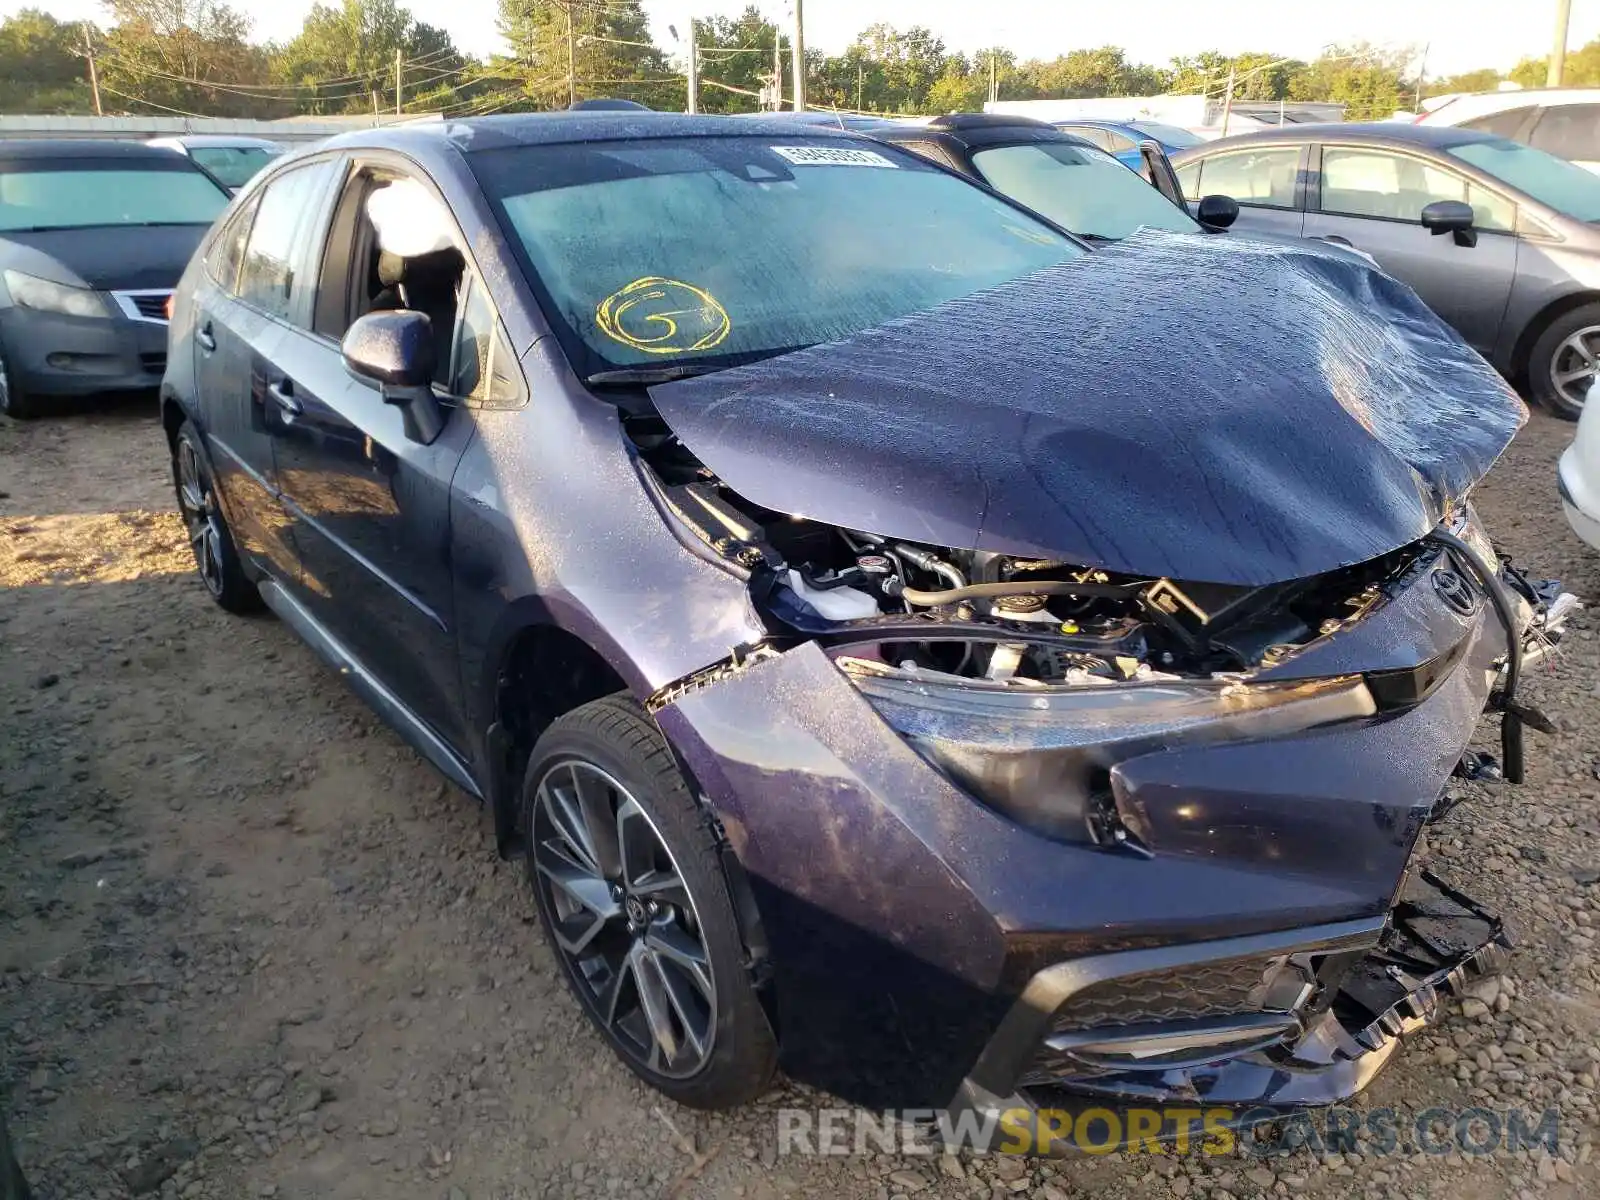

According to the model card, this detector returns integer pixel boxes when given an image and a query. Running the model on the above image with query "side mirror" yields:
[1196,194,1240,229]
[341,309,444,444]
[1421,199,1477,247]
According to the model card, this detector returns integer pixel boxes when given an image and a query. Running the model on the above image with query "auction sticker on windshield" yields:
[772,146,899,168]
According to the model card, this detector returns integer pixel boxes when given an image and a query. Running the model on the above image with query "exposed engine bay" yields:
[636,414,1470,687]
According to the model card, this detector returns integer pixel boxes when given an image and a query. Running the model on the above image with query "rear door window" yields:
[1528,105,1600,163]
[237,160,340,324]
[1180,146,1302,208]
[1460,107,1535,140]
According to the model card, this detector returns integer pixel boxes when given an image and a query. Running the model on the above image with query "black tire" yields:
[0,344,43,419]
[1528,302,1600,420]
[171,420,261,613]
[522,695,777,1109]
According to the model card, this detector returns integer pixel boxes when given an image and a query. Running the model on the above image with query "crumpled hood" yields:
[650,231,1525,586]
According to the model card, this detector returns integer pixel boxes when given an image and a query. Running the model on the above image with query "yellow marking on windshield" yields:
[596,277,731,356]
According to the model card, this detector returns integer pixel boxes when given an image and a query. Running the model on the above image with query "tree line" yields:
[1,1,1595,122]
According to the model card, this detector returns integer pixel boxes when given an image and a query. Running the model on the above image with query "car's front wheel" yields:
[1529,303,1600,419]
[172,420,260,613]
[0,345,41,420]
[522,695,776,1109]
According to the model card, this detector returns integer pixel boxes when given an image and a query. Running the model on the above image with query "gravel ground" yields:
[1,399,1598,1200]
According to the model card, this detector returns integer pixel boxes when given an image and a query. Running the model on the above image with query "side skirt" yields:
[257,579,483,801]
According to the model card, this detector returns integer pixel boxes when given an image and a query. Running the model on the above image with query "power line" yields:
[97,83,209,117]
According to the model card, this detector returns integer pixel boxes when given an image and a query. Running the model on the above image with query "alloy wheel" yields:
[176,439,225,597]
[531,760,717,1079]
[0,353,12,416]
[1550,324,1600,411]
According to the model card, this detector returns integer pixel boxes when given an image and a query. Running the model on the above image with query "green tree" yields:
[839,23,949,112]
[1425,67,1504,97]
[0,10,93,113]
[1508,38,1600,88]
[690,5,778,113]
[1016,46,1165,99]
[496,0,674,111]
[99,0,279,117]
[275,0,468,114]
[1289,43,1414,120]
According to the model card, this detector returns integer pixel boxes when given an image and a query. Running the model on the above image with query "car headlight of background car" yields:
[840,662,1376,847]
[2,269,113,319]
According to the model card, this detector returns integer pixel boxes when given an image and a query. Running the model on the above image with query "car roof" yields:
[324,111,873,156]
[874,114,1092,151]
[149,135,284,150]
[0,138,201,163]
[1181,121,1503,151]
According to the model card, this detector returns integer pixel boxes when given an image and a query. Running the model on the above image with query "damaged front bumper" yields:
[951,866,1510,1139]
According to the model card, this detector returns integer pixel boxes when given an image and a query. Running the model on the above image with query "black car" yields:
[160,113,1567,1130]
[0,139,232,418]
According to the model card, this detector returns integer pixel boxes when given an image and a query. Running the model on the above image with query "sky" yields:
[7,0,1599,81]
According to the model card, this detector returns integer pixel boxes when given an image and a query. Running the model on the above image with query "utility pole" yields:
[1220,64,1236,137]
[791,0,806,112]
[857,62,863,111]
[1550,0,1573,86]
[772,32,783,111]
[395,48,403,115]
[80,23,102,117]
[566,1,577,107]
[686,18,698,114]
[1414,43,1428,112]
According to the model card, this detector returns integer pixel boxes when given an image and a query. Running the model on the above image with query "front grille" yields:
[1049,954,1283,1033]
[140,352,166,375]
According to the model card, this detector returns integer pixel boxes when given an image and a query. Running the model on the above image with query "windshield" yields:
[471,136,1082,374]
[0,162,228,231]
[188,146,281,189]
[1128,122,1204,149]
[1448,137,1600,221]
[971,141,1200,240]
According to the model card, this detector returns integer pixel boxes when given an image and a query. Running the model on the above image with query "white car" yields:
[146,135,284,193]
[1560,382,1600,549]
[1418,89,1600,173]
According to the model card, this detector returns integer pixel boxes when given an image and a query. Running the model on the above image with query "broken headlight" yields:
[841,664,1376,847]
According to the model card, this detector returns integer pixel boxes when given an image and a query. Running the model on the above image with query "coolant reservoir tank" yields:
[785,569,880,621]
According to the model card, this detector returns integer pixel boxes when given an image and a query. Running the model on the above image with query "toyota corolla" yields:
[159,114,1572,1134]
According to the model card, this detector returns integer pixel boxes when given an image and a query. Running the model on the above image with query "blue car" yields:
[160,113,1562,1125]
[1051,118,1206,169]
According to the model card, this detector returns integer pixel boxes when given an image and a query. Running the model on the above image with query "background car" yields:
[1417,88,1600,172]
[1049,117,1206,168]
[1173,123,1600,417]
[874,114,1376,265]
[0,139,231,418]
[147,134,285,193]
[1560,381,1600,551]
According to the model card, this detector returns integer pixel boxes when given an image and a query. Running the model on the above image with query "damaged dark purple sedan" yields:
[160,114,1577,1131]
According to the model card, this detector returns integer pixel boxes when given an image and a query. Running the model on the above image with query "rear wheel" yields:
[522,695,776,1109]
[1528,303,1600,419]
[172,421,260,613]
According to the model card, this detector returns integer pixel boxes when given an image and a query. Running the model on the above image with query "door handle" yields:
[196,322,216,353]
[267,379,303,417]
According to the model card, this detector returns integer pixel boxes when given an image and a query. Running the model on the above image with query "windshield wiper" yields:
[585,364,723,386]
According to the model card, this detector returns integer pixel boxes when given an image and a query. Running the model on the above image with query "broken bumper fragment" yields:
[952,867,1509,1137]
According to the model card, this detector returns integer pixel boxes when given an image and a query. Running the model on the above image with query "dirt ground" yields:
[2,399,1599,1200]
